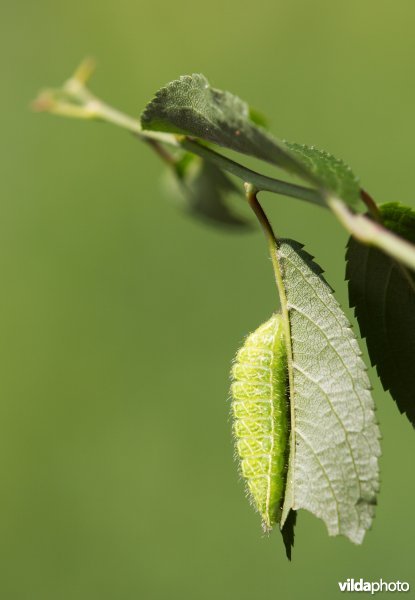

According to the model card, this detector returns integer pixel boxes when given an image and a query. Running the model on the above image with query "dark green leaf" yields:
[141,74,319,183]
[277,240,380,544]
[346,202,415,427]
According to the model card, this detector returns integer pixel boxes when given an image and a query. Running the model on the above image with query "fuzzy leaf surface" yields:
[278,240,380,544]
[141,74,320,183]
[346,202,415,426]
[142,74,361,206]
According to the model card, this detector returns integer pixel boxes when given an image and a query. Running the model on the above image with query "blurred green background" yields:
[1,1,414,598]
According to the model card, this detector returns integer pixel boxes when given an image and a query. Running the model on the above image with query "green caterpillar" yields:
[231,313,289,531]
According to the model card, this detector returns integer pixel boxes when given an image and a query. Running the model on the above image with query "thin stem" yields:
[360,189,381,222]
[245,184,278,246]
[89,99,176,145]
[144,137,178,167]
[183,140,324,207]
[328,196,415,271]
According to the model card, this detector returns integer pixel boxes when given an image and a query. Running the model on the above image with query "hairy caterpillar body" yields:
[231,313,288,531]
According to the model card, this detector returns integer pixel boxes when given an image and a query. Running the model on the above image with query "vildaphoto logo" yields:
[338,579,410,594]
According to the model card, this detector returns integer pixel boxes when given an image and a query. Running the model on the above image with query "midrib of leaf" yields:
[267,241,296,525]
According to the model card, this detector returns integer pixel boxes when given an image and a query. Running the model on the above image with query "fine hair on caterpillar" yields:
[230,313,289,531]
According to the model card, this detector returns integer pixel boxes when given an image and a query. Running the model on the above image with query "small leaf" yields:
[141,74,318,183]
[277,240,380,544]
[166,154,250,227]
[285,142,361,208]
[346,202,415,427]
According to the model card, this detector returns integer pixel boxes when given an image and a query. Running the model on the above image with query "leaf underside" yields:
[346,202,415,427]
[168,154,250,227]
[142,74,362,208]
[278,239,380,544]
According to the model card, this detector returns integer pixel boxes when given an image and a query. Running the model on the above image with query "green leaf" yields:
[277,240,380,544]
[141,74,319,183]
[141,74,362,207]
[346,202,415,427]
[165,154,250,227]
[285,143,361,208]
